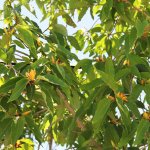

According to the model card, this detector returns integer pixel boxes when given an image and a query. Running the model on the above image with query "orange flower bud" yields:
[95,57,105,62]
[107,95,115,102]
[15,141,22,148]
[117,92,128,102]
[140,80,146,85]
[22,111,31,116]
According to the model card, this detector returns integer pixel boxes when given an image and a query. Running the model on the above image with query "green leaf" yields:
[36,0,46,14]
[74,59,92,74]
[92,98,111,134]
[103,124,119,149]
[116,99,131,130]
[82,85,107,112]
[8,78,28,102]
[7,45,15,64]
[17,25,37,58]
[56,63,65,79]
[0,49,7,62]
[81,78,103,91]
[68,36,81,50]
[99,71,118,93]
[105,58,115,77]
[38,74,68,88]
[78,7,88,21]
[53,24,68,36]
[0,63,9,74]
[0,119,13,140]
[129,54,146,66]
[118,121,137,147]
[128,85,142,102]
[130,66,141,78]
[135,19,147,37]
[13,40,25,49]
[144,84,150,104]
[11,117,25,144]
[0,77,22,93]
[25,115,42,143]
[39,82,53,110]
[127,102,140,118]
[115,68,130,81]
[134,119,150,145]
[26,84,35,100]
[62,14,76,28]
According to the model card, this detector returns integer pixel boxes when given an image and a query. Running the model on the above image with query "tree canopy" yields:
[0,0,150,149]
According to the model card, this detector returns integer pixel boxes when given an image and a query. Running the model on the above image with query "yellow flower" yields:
[123,59,130,66]
[26,70,36,81]
[143,112,150,121]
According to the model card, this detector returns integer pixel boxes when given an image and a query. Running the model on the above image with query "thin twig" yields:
[34,108,48,117]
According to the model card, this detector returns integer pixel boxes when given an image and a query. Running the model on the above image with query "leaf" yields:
[36,0,46,15]
[13,40,25,49]
[56,63,65,79]
[115,68,130,81]
[129,54,146,66]
[74,59,92,74]
[25,115,42,143]
[0,63,9,74]
[130,66,141,78]
[99,71,118,93]
[11,117,25,144]
[127,102,140,118]
[78,7,88,21]
[135,19,147,37]
[82,85,107,112]
[0,49,7,62]
[62,14,76,28]
[134,119,150,145]
[105,58,115,77]
[26,84,35,100]
[0,77,22,93]
[8,78,28,102]
[39,82,53,110]
[0,119,13,140]
[128,85,142,102]
[53,24,68,36]
[38,74,68,88]
[116,99,131,130]
[144,84,150,104]
[17,25,37,58]
[81,78,103,91]
[118,121,137,147]
[92,98,111,133]
[103,124,119,149]
[7,45,15,64]
[68,36,81,50]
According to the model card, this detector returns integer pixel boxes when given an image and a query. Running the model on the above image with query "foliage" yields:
[0,0,150,149]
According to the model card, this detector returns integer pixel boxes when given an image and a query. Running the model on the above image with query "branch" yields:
[56,88,85,130]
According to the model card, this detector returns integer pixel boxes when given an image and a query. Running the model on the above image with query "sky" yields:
[0,1,99,150]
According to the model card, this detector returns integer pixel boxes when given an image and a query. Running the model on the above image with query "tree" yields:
[0,0,150,149]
